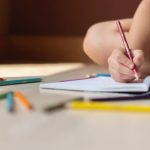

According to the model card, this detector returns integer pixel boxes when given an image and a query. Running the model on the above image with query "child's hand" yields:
[108,48,144,82]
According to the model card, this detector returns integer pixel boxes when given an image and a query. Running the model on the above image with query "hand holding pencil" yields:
[108,21,144,82]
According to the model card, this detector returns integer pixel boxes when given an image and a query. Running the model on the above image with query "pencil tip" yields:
[135,73,139,81]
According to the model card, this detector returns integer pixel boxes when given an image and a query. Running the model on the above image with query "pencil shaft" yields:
[0,92,8,100]
[0,77,42,86]
[95,73,111,77]
[6,92,14,112]
[116,21,138,80]
[69,101,150,113]
[14,92,33,110]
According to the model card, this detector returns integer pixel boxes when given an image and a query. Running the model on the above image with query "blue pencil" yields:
[6,92,14,112]
[95,73,111,77]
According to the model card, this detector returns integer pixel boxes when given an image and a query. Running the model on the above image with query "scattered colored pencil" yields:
[0,92,8,100]
[14,91,33,110]
[0,78,5,81]
[0,77,42,86]
[6,92,14,112]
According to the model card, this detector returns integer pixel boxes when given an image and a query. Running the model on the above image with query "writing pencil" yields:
[116,20,139,80]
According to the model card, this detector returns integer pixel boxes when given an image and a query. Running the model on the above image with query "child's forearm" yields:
[129,0,150,61]
[83,0,150,73]
[83,19,132,67]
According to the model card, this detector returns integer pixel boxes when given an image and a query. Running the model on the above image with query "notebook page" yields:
[40,77,149,92]
[144,76,150,88]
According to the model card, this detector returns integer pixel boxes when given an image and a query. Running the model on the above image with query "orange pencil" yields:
[14,91,33,110]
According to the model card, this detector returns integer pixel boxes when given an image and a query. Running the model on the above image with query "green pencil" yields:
[0,91,9,100]
[0,77,42,86]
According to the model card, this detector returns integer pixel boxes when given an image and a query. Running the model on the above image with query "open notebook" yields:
[40,76,150,93]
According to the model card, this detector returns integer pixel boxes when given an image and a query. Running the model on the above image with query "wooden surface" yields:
[0,63,150,150]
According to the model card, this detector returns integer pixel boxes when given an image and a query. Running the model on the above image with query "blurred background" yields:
[0,0,141,63]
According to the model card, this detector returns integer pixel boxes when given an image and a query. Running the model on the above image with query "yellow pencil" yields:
[68,100,150,113]
[14,91,33,110]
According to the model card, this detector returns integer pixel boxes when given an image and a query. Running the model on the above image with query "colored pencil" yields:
[0,77,42,86]
[0,92,8,100]
[6,92,14,112]
[116,20,139,80]
[69,100,150,113]
[0,78,4,81]
[85,73,111,78]
[14,91,33,110]
[95,73,111,77]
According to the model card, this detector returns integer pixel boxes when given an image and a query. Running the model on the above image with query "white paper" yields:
[40,77,149,92]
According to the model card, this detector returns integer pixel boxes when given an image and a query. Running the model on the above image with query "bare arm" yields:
[83,19,132,67]
[129,0,150,75]
[83,0,150,74]
[83,19,132,66]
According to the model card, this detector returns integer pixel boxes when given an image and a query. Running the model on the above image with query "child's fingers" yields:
[111,48,134,69]
[117,53,134,69]
[108,48,143,82]
[132,50,144,68]
[109,59,135,77]
[109,68,135,82]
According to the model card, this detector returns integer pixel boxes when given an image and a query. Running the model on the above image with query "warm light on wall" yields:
[0,0,11,34]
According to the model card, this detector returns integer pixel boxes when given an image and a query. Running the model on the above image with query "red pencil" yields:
[116,20,139,80]
[0,78,4,81]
